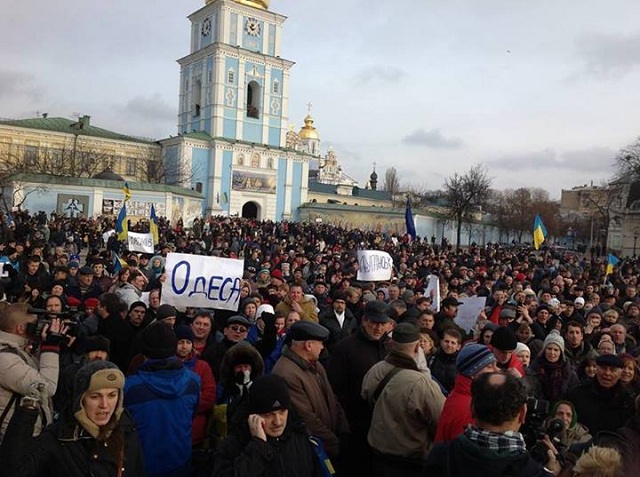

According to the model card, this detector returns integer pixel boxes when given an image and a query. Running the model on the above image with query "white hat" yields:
[548,298,561,308]
[515,342,530,355]
[256,304,275,319]
[574,297,585,306]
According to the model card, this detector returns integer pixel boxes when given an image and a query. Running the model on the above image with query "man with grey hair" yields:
[362,322,446,477]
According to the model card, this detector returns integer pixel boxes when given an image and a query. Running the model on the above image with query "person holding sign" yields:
[275,284,319,323]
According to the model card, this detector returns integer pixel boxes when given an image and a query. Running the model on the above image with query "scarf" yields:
[385,349,420,371]
[537,356,566,403]
[465,426,527,455]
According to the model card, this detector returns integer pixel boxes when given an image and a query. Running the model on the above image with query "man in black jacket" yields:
[319,290,357,354]
[327,300,390,476]
[425,372,560,476]
[213,374,325,477]
[565,353,634,435]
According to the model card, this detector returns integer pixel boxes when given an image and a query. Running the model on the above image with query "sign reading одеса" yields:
[162,253,244,311]
[127,232,155,253]
[357,250,394,281]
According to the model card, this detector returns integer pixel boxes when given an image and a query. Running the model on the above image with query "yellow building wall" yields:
[0,124,161,182]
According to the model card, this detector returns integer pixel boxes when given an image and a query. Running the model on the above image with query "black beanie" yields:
[141,322,177,359]
[249,374,290,414]
[490,326,518,351]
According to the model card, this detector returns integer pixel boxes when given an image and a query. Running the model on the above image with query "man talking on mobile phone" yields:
[213,374,332,477]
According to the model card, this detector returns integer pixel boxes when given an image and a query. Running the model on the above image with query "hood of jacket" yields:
[136,357,193,399]
[220,342,264,390]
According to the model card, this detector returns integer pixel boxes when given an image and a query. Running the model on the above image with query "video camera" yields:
[521,397,566,465]
[25,308,81,340]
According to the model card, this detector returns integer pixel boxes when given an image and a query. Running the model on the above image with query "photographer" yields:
[0,303,68,440]
[425,372,562,476]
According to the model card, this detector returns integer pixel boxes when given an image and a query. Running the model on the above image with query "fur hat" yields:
[83,335,111,355]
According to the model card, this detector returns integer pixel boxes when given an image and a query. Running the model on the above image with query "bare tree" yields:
[383,167,401,201]
[443,164,492,248]
[486,187,563,244]
[615,136,640,179]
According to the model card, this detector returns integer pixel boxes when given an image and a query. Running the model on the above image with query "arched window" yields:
[246,80,261,119]
[193,79,202,117]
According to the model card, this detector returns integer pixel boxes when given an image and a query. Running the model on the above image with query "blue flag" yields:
[405,197,416,240]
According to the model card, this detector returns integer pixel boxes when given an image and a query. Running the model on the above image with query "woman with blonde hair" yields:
[573,446,623,477]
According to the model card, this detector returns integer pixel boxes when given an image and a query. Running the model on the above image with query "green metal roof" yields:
[0,117,157,145]
[182,130,214,141]
[8,173,203,198]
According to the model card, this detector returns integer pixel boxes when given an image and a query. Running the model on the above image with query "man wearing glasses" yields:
[202,315,250,382]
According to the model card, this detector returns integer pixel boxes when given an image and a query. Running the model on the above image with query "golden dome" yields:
[206,0,269,10]
[299,114,320,140]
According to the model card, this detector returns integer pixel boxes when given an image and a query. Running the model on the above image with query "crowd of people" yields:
[0,210,638,476]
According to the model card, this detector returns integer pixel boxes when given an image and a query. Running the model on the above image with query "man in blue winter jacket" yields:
[125,321,201,477]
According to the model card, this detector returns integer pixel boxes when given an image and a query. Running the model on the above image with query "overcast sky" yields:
[2,0,640,198]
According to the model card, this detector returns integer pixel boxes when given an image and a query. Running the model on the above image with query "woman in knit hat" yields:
[528,330,579,403]
[0,360,145,476]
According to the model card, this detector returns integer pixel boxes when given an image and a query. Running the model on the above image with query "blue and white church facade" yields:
[160,0,314,221]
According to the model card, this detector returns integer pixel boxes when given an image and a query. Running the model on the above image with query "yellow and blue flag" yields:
[112,251,128,273]
[533,215,547,250]
[150,204,159,245]
[123,182,131,202]
[606,254,619,275]
[116,203,128,241]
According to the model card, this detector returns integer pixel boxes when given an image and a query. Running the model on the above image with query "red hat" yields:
[66,296,81,308]
[271,269,284,281]
[83,297,100,309]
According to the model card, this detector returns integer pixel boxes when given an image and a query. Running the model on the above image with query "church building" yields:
[160,0,318,221]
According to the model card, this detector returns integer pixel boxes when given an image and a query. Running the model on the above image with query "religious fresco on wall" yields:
[171,196,202,227]
[232,171,276,194]
[58,194,90,218]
